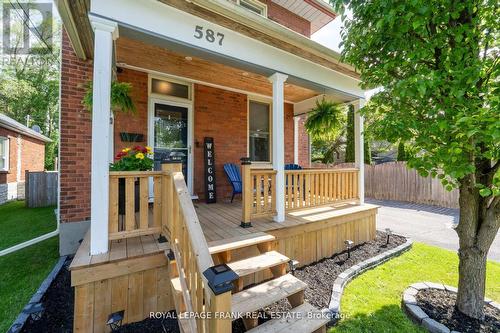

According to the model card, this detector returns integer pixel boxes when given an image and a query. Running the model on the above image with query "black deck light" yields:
[25,302,44,321]
[203,264,239,295]
[385,228,392,245]
[157,234,167,243]
[166,249,175,261]
[107,310,125,331]
[345,240,354,258]
[288,259,299,275]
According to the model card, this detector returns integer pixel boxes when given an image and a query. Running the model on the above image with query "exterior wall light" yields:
[25,302,45,321]
[203,264,239,295]
[106,310,125,331]
[344,240,354,258]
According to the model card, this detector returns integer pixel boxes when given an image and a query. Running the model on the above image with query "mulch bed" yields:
[416,289,500,333]
[19,231,405,333]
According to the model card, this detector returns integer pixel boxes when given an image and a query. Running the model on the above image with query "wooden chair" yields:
[224,163,242,203]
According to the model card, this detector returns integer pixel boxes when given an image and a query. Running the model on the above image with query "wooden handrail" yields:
[162,164,232,332]
[108,171,163,240]
[285,168,359,211]
[242,163,277,224]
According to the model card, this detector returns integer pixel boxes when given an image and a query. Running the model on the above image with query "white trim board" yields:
[90,0,364,98]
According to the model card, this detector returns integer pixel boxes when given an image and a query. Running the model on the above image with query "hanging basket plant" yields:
[82,81,137,114]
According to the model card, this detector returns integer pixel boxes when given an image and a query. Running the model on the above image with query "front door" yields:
[149,100,193,193]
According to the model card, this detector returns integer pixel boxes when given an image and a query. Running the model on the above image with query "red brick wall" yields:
[297,114,310,167]
[284,103,294,164]
[114,68,149,154]
[193,84,248,200]
[259,0,311,37]
[0,127,45,184]
[59,29,93,223]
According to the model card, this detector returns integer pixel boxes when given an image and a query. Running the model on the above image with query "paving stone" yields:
[405,287,419,296]
[444,285,458,293]
[338,272,349,280]
[350,264,361,273]
[422,318,450,333]
[332,283,342,293]
[403,293,417,305]
[411,282,428,290]
[424,282,445,290]
[405,304,428,323]
[490,301,500,310]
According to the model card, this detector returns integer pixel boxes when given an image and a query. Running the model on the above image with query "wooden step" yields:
[232,274,307,318]
[246,302,329,333]
[208,232,275,254]
[227,251,289,277]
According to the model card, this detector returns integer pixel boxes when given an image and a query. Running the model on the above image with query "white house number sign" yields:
[194,25,225,46]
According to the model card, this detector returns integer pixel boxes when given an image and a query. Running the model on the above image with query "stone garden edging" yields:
[7,256,67,333]
[402,282,500,333]
[326,236,413,321]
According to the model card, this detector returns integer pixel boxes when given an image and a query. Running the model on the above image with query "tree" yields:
[331,0,499,319]
[397,141,407,162]
[345,106,355,162]
[0,5,61,170]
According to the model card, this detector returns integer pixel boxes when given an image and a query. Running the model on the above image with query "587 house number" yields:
[194,26,225,46]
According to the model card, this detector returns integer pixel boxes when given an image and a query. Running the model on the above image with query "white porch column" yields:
[89,16,118,255]
[269,73,288,222]
[293,116,299,165]
[354,99,365,204]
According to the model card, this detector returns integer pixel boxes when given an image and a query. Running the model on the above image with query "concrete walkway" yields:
[368,199,500,261]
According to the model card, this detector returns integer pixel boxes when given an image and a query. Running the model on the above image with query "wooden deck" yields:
[195,200,376,242]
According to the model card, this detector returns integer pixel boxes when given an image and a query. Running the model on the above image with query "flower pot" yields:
[118,178,140,215]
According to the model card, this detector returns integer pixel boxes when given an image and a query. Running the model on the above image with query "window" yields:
[151,78,190,100]
[249,100,271,162]
[0,137,9,171]
[237,0,267,16]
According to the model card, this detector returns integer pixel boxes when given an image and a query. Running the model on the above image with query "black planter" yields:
[118,178,140,215]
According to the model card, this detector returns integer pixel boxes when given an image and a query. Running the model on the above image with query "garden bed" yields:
[416,289,500,333]
[17,231,405,332]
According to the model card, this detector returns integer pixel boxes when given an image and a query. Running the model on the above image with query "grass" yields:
[330,242,500,333]
[0,236,59,333]
[0,200,57,250]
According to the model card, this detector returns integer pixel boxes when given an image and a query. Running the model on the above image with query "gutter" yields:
[54,0,87,60]
[186,0,358,75]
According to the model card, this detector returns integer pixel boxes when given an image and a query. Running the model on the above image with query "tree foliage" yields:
[331,0,499,318]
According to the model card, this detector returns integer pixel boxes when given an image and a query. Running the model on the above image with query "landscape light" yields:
[385,228,393,245]
[345,240,354,258]
[106,310,125,331]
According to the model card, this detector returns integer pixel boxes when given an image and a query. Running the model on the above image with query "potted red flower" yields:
[110,146,154,215]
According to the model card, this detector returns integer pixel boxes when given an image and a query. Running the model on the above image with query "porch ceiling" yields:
[116,37,321,103]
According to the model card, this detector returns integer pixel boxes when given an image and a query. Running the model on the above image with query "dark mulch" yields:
[416,289,500,333]
[232,231,406,332]
[20,231,405,333]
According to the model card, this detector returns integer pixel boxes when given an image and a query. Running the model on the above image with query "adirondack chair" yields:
[224,163,242,203]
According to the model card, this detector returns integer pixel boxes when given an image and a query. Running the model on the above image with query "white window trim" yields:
[148,74,193,103]
[0,136,10,172]
[247,97,272,164]
[236,0,268,17]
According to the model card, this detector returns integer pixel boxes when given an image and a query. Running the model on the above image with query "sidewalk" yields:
[368,199,500,261]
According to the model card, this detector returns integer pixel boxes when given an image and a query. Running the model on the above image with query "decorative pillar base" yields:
[240,221,252,228]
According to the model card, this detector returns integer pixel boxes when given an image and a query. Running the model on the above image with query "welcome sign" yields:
[204,137,216,203]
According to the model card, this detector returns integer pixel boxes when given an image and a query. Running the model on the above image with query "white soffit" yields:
[271,0,336,33]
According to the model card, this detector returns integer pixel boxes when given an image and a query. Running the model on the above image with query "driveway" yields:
[368,199,500,261]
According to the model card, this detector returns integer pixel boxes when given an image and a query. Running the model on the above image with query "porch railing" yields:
[285,168,359,211]
[241,163,277,224]
[161,163,232,332]
[108,171,163,240]
[241,164,360,222]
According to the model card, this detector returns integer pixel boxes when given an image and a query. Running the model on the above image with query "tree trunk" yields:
[454,177,499,319]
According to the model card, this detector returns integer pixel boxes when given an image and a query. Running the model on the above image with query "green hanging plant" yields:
[82,81,136,114]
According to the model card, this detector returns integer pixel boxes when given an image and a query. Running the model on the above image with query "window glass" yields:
[239,0,265,15]
[0,138,7,170]
[249,101,270,162]
[151,78,189,99]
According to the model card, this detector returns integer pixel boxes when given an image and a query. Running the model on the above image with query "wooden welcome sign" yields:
[204,137,216,203]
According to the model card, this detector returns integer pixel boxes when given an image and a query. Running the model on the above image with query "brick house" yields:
[56,1,377,331]
[0,113,51,204]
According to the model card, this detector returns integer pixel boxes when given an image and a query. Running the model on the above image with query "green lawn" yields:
[0,236,59,332]
[0,201,57,250]
[330,242,500,333]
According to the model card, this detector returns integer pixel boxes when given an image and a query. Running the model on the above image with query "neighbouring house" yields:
[56,1,377,332]
[0,113,51,204]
